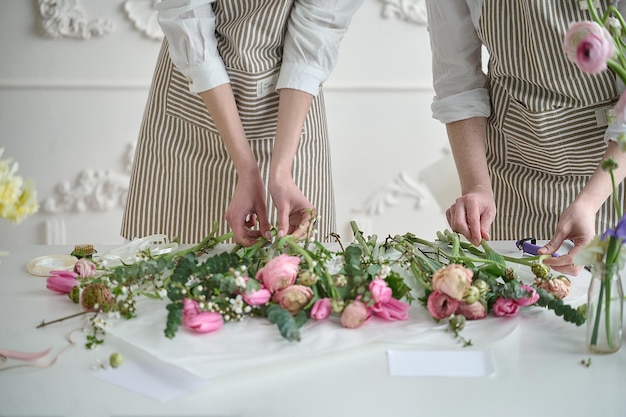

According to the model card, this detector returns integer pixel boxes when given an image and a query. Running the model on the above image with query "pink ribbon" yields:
[0,347,51,362]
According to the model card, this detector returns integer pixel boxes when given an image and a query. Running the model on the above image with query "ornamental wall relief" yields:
[37,0,426,41]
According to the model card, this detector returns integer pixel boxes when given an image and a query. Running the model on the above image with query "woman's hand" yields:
[269,175,316,240]
[446,187,496,246]
[225,172,271,246]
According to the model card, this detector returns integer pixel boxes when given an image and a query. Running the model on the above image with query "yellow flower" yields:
[0,148,39,224]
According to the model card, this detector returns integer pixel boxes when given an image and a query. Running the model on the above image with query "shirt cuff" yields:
[276,62,326,96]
[431,89,491,124]
[183,61,230,93]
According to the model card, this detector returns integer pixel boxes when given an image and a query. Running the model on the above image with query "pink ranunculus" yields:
[515,285,539,307]
[613,91,626,125]
[340,300,370,329]
[371,297,410,321]
[272,285,314,315]
[255,254,301,293]
[369,278,392,303]
[493,297,520,317]
[311,297,331,320]
[431,264,473,301]
[456,301,487,320]
[183,311,224,333]
[242,287,272,306]
[73,258,96,278]
[426,291,459,320]
[563,21,615,74]
[46,270,79,294]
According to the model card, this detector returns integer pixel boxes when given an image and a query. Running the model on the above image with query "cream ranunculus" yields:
[431,264,473,301]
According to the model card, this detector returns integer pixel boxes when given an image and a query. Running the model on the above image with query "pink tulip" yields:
[563,21,615,74]
[182,298,224,333]
[369,278,392,303]
[183,311,224,333]
[311,298,331,320]
[256,254,301,293]
[426,291,459,320]
[493,297,519,317]
[456,301,487,320]
[272,285,314,315]
[371,297,410,321]
[242,287,272,306]
[73,258,96,278]
[431,264,473,301]
[515,285,539,307]
[340,300,370,329]
[46,270,79,294]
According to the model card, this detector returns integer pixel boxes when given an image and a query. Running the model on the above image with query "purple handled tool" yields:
[515,238,559,257]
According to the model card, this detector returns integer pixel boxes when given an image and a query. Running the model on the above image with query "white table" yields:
[1,244,625,417]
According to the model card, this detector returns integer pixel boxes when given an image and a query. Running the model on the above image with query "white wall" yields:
[0,0,456,247]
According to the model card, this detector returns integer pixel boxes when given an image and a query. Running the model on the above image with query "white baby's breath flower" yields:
[230,294,244,314]
[235,275,247,289]
[157,288,167,299]
[324,254,344,275]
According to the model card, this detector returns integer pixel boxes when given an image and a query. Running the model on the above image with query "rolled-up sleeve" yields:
[277,0,364,96]
[156,0,229,93]
[426,0,490,123]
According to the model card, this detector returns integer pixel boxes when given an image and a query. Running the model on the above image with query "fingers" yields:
[446,198,492,246]
[542,254,584,276]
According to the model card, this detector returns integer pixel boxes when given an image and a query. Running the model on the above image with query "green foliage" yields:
[265,304,301,342]
[165,301,184,339]
[535,288,586,326]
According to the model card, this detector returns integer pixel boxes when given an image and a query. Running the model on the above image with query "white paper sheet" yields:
[387,349,495,377]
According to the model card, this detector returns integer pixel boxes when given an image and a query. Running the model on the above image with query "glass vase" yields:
[586,264,624,353]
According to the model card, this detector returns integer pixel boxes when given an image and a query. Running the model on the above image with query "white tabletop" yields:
[1,244,625,417]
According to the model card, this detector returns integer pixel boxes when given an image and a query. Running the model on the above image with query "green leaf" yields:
[265,304,301,342]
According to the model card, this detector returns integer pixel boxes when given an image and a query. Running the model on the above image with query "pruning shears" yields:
[515,237,559,257]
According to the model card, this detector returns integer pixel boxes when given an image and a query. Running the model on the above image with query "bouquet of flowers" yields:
[388,230,585,345]
[44,222,415,347]
[563,0,626,352]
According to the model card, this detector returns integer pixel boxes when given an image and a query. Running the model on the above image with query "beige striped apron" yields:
[121,0,336,244]
[477,0,625,240]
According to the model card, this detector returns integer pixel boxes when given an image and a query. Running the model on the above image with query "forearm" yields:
[446,117,492,196]
[574,141,626,212]
[270,88,314,177]
[199,84,258,176]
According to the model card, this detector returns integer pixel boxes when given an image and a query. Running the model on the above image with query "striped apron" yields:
[477,0,625,240]
[121,0,336,244]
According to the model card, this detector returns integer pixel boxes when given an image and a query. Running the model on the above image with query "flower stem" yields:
[37,311,90,329]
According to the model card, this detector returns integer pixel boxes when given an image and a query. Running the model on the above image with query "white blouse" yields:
[426,0,626,140]
[156,0,363,95]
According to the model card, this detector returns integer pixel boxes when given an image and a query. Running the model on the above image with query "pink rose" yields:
[311,298,331,320]
[515,285,539,307]
[456,301,486,320]
[493,297,519,317]
[431,264,473,301]
[563,21,615,74]
[340,300,370,329]
[371,297,410,321]
[272,285,314,315]
[242,286,272,306]
[73,258,96,278]
[369,278,392,303]
[536,277,571,299]
[426,291,459,320]
[256,254,301,293]
[46,270,79,294]
[182,298,224,333]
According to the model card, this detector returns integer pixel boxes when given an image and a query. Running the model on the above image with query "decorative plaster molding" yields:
[352,171,430,217]
[124,0,163,40]
[41,143,135,214]
[38,0,115,40]
[380,0,428,25]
